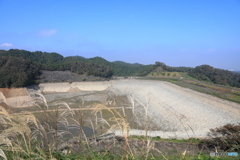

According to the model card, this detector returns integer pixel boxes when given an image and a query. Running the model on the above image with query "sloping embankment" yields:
[0,88,33,107]
[109,80,240,138]
[39,81,112,92]
[0,81,112,107]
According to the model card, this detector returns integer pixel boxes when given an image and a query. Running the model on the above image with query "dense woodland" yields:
[70,56,157,76]
[153,62,240,87]
[0,49,158,77]
[0,49,156,87]
[155,61,192,72]
[188,65,240,87]
[0,49,113,77]
[0,49,239,88]
[0,56,40,87]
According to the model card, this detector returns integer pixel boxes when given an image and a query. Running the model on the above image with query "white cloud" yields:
[0,43,13,47]
[38,29,57,37]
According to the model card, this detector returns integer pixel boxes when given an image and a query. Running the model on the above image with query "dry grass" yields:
[1,92,239,159]
[0,149,7,160]
[0,105,43,159]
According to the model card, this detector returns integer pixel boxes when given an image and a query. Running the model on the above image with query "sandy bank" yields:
[39,81,112,92]
[0,88,32,107]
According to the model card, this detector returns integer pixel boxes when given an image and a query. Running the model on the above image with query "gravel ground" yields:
[25,80,240,138]
[108,80,240,138]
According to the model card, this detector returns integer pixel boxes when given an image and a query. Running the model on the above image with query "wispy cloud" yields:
[38,29,57,37]
[0,43,13,47]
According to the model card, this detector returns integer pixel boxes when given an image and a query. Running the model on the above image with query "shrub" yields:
[203,123,240,151]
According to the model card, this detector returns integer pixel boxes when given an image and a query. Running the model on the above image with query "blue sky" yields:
[0,0,240,70]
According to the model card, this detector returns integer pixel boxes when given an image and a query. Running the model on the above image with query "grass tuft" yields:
[1,92,240,159]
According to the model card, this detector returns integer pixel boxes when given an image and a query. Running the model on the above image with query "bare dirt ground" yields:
[107,80,240,138]
[0,88,28,98]
[30,80,240,139]
[38,70,107,83]
[2,80,240,139]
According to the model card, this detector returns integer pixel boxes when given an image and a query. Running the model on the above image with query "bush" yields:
[203,123,240,151]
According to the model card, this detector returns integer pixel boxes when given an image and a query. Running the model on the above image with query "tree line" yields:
[188,65,240,87]
[0,49,239,88]
[0,49,113,87]
[0,49,157,76]
[155,61,240,87]
[0,49,156,87]
[0,56,40,87]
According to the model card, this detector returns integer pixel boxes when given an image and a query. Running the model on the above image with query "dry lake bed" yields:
[1,79,240,139]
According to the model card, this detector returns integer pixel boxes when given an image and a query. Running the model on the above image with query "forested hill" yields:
[0,49,156,87]
[153,62,240,87]
[65,56,156,76]
[0,56,40,87]
[233,71,240,74]
[188,65,240,87]
[0,49,112,76]
[0,49,156,76]
[155,61,192,72]
[0,49,239,88]
[0,49,113,87]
